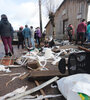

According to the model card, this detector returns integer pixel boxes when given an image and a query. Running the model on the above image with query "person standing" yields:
[0,14,14,56]
[67,24,74,42]
[22,25,31,48]
[35,27,41,46]
[86,21,90,42]
[17,27,24,49]
[30,26,35,49]
[42,30,46,40]
[76,19,87,45]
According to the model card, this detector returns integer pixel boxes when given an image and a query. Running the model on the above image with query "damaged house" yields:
[45,0,90,39]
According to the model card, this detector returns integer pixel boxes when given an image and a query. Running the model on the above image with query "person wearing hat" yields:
[0,14,14,56]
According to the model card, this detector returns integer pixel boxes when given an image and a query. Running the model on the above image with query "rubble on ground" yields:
[0,39,90,100]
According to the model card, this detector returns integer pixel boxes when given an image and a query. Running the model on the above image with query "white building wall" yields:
[87,3,90,21]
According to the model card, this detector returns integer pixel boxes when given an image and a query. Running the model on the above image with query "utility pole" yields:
[39,0,42,34]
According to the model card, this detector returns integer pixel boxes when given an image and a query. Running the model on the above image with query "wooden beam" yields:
[29,70,68,80]
[7,76,59,100]
[19,73,30,80]
[34,80,49,100]
[78,46,90,52]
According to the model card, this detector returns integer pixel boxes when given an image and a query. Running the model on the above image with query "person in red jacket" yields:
[76,19,87,45]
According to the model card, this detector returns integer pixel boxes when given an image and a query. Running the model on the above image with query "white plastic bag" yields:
[57,74,90,100]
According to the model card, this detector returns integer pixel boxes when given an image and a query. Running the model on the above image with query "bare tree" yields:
[45,0,59,39]
[44,0,64,39]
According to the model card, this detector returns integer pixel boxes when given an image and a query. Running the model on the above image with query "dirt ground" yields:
[0,39,79,100]
[0,40,67,100]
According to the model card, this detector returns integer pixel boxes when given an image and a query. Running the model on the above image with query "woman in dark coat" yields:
[0,14,14,56]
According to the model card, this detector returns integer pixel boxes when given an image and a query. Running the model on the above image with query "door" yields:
[63,19,68,34]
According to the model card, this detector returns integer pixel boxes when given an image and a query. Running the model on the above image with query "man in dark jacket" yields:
[0,14,14,56]
[17,27,24,49]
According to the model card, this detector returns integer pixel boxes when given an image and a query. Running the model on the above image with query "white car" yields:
[12,31,18,44]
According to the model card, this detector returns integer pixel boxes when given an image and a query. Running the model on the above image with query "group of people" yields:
[0,14,42,57]
[0,14,90,57]
[67,19,90,45]
[17,25,42,49]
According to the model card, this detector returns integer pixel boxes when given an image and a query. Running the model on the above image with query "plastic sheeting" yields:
[57,74,90,100]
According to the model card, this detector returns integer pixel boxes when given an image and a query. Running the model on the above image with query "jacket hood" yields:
[1,18,9,24]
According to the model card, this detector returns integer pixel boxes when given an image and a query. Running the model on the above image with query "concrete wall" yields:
[45,0,88,40]
[87,3,90,21]
[45,21,53,38]
[55,0,88,39]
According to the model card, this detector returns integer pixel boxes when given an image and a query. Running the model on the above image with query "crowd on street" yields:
[0,14,90,57]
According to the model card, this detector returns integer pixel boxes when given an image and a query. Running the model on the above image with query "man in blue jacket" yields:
[22,25,31,48]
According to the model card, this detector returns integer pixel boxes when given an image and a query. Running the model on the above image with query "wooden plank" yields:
[34,80,49,100]
[78,46,90,52]
[29,70,68,80]
[7,76,59,100]
[19,73,30,80]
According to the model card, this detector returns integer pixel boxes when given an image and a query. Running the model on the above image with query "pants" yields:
[31,37,35,48]
[1,36,13,54]
[24,37,31,48]
[18,38,24,49]
[36,36,40,46]
[68,34,72,42]
[76,32,85,45]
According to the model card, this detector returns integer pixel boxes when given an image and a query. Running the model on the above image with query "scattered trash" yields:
[19,94,62,100]
[7,76,59,100]
[0,65,11,72]
[6,72,26,86]
[0,86,28,100]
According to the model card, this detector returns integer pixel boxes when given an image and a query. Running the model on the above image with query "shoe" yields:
[8,52,12,56]
[5,53,8,57]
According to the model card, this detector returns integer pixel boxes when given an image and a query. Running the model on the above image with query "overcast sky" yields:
[0,0,64,31]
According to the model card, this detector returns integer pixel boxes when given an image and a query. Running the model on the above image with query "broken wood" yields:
[19,73,30,80]
[6,72,26,86]
[19,66,43,80]
[34,80,49,100]
[29,70,68,80]
[7,76,59,100]
[78,46,90,52]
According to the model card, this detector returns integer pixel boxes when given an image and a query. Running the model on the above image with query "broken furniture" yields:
[58,50,90,75]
